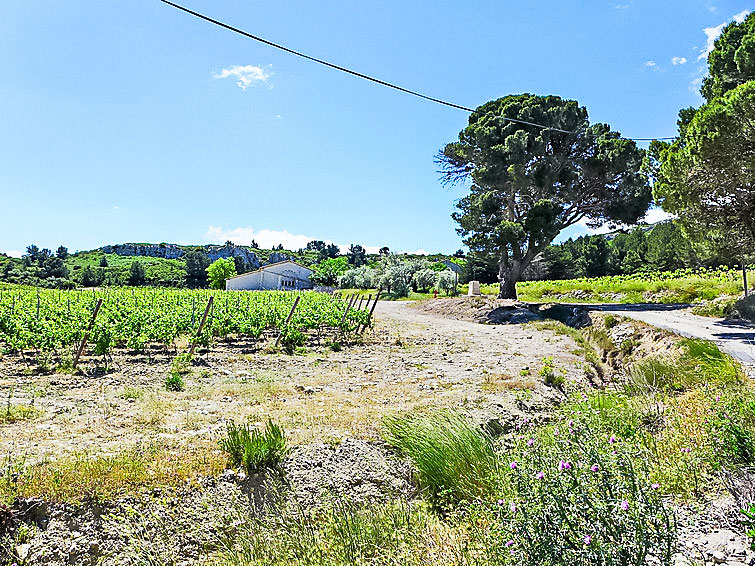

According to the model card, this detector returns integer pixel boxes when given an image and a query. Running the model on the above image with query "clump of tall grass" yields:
[219,420,288,475]
[628,339,743,392]
[382,411,499,506]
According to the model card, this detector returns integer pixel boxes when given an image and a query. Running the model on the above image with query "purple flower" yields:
[558,460,572,471]
[620,500,629,511]
[584,535,592,545]
[510,461,518,470]
[527,438,535,446]
[554,429,559,437]
[497,498,505,506]
[681,447,691,454]
[510,501,517,513]
[536,471,545,479]
[568,420,574,427]
[651,482,660,490]
[505,540,515,548]
[590,464,599,472]
[609,435,617,444]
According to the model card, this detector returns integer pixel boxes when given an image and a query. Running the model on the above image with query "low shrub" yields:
[538,356,564,387]
[164,373,185,391]
[219,419,288,474]
[382,411,498,507]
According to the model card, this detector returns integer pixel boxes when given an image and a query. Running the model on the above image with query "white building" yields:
[225,261,315,291]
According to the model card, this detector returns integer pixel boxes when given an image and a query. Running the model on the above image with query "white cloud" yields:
[671,56,688,65]
[642,208,676,224]
[4,250,23,258]
[645,60,657,67]
[205,226,386,254]
[734,9,751,23]
[213,65,271,90]
[615,4,630,9]
[574,208,675,236]
[698,10,751,61]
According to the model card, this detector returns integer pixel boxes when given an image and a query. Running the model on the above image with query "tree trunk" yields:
[744,261,749,298]
[498,261,522,299]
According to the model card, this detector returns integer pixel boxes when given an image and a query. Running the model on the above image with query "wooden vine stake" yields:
[339,294,358,326]
[73,298,103,369]
[189,295,214,357]
[359,289,381,334]
[275,295,301,347]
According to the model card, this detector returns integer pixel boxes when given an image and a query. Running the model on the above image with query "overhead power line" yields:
[159,0,676,142]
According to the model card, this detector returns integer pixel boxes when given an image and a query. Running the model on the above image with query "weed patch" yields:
[219,420,289,475]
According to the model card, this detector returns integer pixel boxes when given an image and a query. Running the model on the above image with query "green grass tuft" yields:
[382,410,498,506]
[219,419,288,475]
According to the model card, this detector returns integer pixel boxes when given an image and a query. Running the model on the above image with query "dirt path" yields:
[586,304,755,367]
[0,300,582,462]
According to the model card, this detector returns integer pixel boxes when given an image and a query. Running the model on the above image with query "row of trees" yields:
[441,13,755,297]
[321,256,459,297]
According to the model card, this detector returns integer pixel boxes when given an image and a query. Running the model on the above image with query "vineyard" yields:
[515,266,753,304]
[0,286,373,362]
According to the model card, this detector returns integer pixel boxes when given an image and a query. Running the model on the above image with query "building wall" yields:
[225,262,313,291]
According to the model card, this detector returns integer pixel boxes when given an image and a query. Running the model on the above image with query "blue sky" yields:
[1,1,751,256]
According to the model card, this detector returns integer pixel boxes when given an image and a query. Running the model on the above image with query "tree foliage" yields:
[702,12,755,101]
[651,80,755,260]
[310,257,349,286]
[440,94,651,298]
[128,261,146,286]
[347,244,367,267]
[207,258,237,290]
[184,249,210,288]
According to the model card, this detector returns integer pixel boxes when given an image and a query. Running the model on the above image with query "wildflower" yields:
[505,540,515,548]
[527,438,535,446]
[681,447,691,453]
[590,464,599,472]
[536,471,545,479]
[568,419,574,427]
[651,482,660,490]
[609,435,616,443]
[497,498,505,506]
[510,461,518,470]
[620,500,629,511]
[510,501,517,513]
[553,429,559,437]
[558,460,572,471]
[584,535,592,545]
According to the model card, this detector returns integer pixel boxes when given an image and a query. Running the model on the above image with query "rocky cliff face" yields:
[101,243,186,260]
[97,243,288,270]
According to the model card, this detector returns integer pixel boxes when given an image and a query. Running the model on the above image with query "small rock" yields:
[711,551,726,564]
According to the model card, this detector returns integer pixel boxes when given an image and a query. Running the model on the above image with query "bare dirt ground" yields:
[0,299,584,463]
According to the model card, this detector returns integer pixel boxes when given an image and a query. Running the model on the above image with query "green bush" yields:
[164,373,184,391]
[382,411,498,507]
[219,419,288,474]
[539,357,564,387]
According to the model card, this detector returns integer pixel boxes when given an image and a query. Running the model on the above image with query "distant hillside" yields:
[1,241,463,289]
